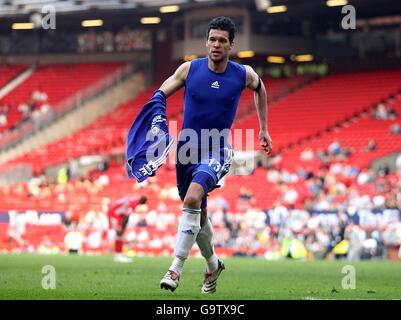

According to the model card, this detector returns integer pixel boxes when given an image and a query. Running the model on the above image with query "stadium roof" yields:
[0,0,234,16]
[0,0,400,18]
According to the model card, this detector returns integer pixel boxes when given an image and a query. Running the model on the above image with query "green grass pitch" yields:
[1,254,400,300]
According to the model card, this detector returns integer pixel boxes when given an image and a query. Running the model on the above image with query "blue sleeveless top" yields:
[181,57,246,148]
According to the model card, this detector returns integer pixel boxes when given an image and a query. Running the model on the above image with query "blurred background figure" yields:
[7,211,27,252]
[107,195,148,263]
[64,223,84,255]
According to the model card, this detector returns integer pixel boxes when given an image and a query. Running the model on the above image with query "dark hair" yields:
[206,16,236,43]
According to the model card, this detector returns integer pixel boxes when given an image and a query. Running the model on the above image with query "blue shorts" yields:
[176,146,234,208]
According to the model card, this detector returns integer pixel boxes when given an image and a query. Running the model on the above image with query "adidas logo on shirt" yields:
[211,81,220,89]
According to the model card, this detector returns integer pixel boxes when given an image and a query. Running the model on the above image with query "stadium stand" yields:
[0,74,309,174]
[1,67,400,260]
[233,69,401,151]
[0,64,27,89]
[0,62,127,134]
[279,93,401,171]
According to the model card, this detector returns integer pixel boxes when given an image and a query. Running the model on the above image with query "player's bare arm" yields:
[159,62,191,98]
[244,65,273,155]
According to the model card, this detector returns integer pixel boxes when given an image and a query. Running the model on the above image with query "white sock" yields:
[173,208,201,259]
[196,217,218,272]
[206,254,219,273]
[169,256,186,274]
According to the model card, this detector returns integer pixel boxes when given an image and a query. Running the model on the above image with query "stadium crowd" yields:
[0,89,53,132]
[78,28,152,53]
[2,145,401,261]
[2,93,401,260]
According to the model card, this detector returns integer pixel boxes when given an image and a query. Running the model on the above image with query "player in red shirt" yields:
[108,195,147,262]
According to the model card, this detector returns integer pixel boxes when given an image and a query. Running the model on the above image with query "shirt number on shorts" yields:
[208,159,221,173]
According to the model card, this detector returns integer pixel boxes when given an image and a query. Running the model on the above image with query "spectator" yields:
[300,147,314,161]
[68,158,79,180]
[237,187,256,212]
[357,169,374,185]
[97,173,110,187]
[0,103,9,115]
[57,167,69,184]
[64,225,84,254]
[31,109,42,129]
[38,235,55,254]
[346,224,366,260]
[18,102,29,116]
[361,138,377,152]
[282,186,299,208]
[0,113,7,127]
[374,102,389,120]
[31,89,48,104]
[239,187,255,201]
[115,27,130,52]
[390,123,401,135]
[377,164,390,177]
[100,31,114,52]
[387,104,397,119]
[7,211,27,249]
[316,149,330,163]
[395,153,401,174]
[40,102,54,123]
[328,139,342,156]
[78,30,97,52]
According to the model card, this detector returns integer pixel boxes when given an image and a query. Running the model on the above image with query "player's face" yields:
[206,29,233,63]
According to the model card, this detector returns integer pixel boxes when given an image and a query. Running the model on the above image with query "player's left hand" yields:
[259,130,273,155]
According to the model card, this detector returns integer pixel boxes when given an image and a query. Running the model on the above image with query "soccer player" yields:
[107,195,148,262]
[158,16,272,293]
